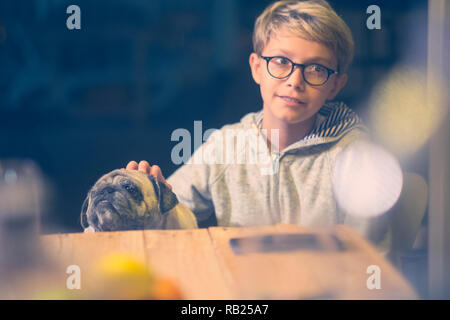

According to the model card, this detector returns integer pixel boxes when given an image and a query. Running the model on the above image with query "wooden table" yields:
[39,224,417,299]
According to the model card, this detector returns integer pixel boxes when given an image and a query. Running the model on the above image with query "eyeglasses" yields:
[260,55,338,86]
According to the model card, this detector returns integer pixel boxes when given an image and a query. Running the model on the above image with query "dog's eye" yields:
[124,184,137,194]
[121,182,143,203]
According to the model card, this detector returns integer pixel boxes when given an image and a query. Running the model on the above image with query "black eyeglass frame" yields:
[260,55,339,86]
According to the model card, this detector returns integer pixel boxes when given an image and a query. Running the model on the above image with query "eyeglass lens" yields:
[267,58,329,85]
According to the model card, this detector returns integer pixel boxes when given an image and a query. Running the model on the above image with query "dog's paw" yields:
[84,226,96,233]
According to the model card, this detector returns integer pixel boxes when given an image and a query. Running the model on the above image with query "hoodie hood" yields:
[242,101,366,152]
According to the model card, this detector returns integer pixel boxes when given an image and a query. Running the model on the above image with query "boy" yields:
[126,0,390,251]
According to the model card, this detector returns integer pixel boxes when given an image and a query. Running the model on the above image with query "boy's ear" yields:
[327,73,348,100]
[249,52,262,85]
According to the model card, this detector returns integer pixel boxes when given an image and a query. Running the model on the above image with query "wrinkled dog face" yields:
[81,169,178,231]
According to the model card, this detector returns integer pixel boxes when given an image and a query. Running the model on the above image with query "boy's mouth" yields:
[277,95,306,106]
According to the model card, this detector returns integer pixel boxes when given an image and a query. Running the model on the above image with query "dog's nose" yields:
[95,186,116,203]
[103,186,115,194]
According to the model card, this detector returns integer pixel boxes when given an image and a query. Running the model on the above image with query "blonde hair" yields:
[252,0,354,73]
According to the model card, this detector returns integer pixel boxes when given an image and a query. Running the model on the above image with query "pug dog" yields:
[80,168,198,232]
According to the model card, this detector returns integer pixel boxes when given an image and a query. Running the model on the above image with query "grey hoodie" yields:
[167,102,391,252]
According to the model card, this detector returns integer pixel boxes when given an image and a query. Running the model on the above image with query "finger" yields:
[149,165,163,180]
[150,165,172,190]
[138,160,151,174]
[126,161,138,171]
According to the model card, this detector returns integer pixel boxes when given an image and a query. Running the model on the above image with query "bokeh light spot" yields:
[333,140,403,218]
[369,65,449,158]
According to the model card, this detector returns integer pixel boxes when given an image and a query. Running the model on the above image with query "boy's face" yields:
[249,29,348,126]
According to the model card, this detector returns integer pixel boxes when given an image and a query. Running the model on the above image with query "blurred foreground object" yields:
[93,253,156,299]
[333,140,403,218]
[93,253,183,299]
[369,65,449,158]
[34,252,184,300]
[0,159,49,298]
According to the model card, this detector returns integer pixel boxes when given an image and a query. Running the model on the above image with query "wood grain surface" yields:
[39,224,418,299]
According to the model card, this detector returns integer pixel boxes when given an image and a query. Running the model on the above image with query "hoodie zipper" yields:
[253,121,282,223]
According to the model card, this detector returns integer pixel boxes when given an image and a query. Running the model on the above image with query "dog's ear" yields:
[158,181,179,213]
[80,195,90,229]
[148,175,178,214]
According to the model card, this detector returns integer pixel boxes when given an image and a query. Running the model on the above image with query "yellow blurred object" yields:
[98,253,152,279]
[33,288,84,300]
[94,253,155,299]
[91,253,184,300]
[369,65,449,158]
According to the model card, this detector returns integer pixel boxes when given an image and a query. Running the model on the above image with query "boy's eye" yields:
[273,57,290,65]
[309,64,326,72]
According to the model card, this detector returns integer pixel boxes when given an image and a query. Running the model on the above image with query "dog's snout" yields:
[97,186,116,198]
[91,185,118,207]
[103,186,115,194]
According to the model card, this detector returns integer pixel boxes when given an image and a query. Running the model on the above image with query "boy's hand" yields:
[126,160,172,190]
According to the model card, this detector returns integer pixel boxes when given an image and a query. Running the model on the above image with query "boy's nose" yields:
[286,67,306,90]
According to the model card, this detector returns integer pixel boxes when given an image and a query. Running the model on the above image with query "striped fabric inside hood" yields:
[249,101,367,151]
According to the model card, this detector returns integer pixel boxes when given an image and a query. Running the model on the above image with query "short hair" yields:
[252,0,354,73]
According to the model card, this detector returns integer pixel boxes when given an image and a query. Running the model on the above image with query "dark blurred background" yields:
[0,0,428,233]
